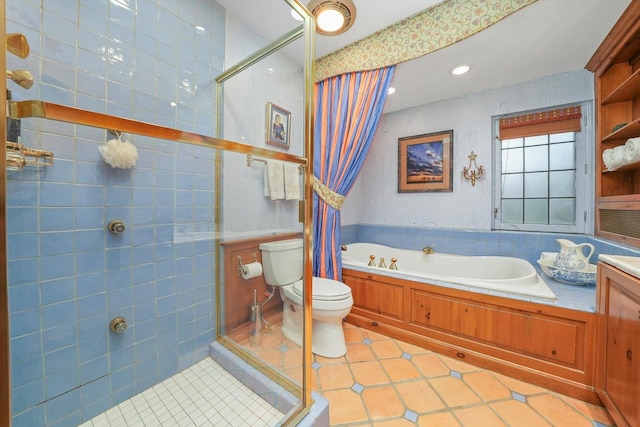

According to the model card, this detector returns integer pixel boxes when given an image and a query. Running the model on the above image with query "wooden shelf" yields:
[603,67,640,104]
[596,194,640,204]
[590,1,640,248]
[602,118,640,143]
[603,159,640,173]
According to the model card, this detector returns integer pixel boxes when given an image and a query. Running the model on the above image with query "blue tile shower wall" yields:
[6,1,225,426]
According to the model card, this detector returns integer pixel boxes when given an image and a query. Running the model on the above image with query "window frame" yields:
[492,102,594,234]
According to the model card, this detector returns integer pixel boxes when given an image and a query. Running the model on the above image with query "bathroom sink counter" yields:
[599,254,640,280]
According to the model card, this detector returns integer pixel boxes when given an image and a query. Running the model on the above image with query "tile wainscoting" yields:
[341,224,640,312]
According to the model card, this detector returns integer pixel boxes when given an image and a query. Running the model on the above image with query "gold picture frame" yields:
[398,130,453,193]
[265,102,291,149]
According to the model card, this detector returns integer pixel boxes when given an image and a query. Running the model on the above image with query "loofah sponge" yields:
[99,135,138,169]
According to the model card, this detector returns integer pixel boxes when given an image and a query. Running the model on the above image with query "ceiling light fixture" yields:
[450,64,471,76]
[307,0,356,36]
[387,87,396,95]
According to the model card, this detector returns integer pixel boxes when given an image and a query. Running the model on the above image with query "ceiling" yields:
[215,0,631,113]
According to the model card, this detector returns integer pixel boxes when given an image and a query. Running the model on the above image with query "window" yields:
[493,104,592,233]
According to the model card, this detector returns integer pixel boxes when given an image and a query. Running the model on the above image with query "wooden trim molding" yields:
[585,0,640,74]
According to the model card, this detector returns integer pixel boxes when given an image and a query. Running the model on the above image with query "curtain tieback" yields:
[313,177,345,210]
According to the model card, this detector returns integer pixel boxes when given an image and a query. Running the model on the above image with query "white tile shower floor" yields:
[79,357,285,427]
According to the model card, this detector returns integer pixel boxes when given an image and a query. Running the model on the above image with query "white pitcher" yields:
[553,239,595,271]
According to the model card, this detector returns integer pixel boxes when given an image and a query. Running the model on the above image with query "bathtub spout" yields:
[423,247,434,255]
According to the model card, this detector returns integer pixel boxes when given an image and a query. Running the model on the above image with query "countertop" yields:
[599,254,640,280]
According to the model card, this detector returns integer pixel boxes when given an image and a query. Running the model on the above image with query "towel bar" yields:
[246,154,303,174]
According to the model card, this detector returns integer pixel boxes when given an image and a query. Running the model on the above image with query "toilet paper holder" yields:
[237,253,257,276]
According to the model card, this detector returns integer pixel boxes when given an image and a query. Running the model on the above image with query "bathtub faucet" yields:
[423,246,434,254]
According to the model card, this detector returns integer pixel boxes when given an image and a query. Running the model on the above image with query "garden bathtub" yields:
[341,242,556,300]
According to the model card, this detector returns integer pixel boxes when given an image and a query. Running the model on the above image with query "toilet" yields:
[259,238,353,358]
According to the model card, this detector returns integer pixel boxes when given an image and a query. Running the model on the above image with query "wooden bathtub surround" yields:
[343,268,599,404]
[221,232,301,333]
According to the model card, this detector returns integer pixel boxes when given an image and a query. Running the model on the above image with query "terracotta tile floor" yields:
[229,314,615,426]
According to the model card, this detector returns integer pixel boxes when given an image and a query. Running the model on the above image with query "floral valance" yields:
[315,0,538,82]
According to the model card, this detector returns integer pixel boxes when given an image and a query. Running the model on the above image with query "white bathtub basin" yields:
[341,242,556,300]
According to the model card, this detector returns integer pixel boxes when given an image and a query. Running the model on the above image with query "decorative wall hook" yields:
[462,151,484,186]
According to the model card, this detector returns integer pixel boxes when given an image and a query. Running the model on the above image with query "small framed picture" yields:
[398,130,453,193]
[266,102,291,149]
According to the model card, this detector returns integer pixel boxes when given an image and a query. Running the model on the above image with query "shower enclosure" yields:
[1,1,316,425]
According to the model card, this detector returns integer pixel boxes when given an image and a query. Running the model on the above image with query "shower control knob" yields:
[110,317,127,333]
[108,220,126,234]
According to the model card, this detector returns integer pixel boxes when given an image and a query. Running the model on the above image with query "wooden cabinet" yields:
[347,273,403,320]
[586,2,640,247]
[596,262,640,427]
[411,289,585,368]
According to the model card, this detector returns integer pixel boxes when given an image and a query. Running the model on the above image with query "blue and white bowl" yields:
[537,258,596,286]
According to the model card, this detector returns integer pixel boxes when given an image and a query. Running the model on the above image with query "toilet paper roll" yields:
[241,262,263,280]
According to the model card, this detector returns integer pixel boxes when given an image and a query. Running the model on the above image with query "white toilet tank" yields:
[259,238,303,286]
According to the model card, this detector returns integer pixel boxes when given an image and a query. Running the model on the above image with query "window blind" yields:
[499,106,582,139]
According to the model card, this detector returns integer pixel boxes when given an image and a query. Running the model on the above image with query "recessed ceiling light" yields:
[307,0,356,35]
[387,87,396,95]
[195,25,206,35]
[450,64,471,76]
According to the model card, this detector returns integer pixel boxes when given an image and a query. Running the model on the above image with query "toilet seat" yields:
[292,277,352,301]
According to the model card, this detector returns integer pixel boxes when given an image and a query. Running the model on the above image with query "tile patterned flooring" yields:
[82,313,616,427]
[78,358,284,427]
[234,314,616,427]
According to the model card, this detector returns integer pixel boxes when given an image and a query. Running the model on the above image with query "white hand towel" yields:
[265,160,285,201]
[263,167,270,197]
[284,162,301,200]
[602,145,626,171]
[624,137,640,164]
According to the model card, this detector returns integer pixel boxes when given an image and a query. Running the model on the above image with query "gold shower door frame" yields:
[1,3,10,425]
[214,0,316,423]
[0,0,316,425]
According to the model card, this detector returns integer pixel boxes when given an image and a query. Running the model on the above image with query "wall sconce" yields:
[462,151,484,186]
